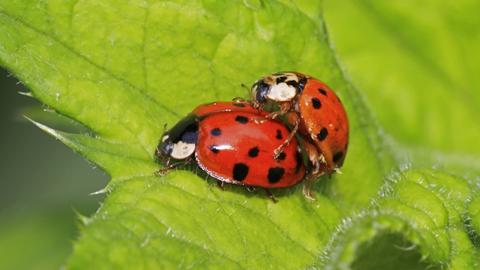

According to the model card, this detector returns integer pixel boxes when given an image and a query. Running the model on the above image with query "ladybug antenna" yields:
[162,123,168,134]
[240,83,251,97]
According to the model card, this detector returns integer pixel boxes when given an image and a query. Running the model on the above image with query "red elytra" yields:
[196,111,305,187]
[298,77,349,170]
[156,102,306,188]
[251,72,349,174]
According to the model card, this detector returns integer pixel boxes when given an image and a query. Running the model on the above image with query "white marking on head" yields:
[267,83,296,101]
[162,135,169,142]
[171,141,195,159]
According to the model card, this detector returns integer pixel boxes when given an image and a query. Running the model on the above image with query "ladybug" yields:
[156,101,257,162]
[251,72,349,176]
[156,102,307,197]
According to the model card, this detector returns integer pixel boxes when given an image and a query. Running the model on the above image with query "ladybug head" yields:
[251,79,270,105]
[156,115,199,161]
[251,72,304,107]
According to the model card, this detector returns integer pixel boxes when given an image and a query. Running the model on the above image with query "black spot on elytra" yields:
[209,145,219,153]
[268,167,285,183]
[276,130,283,140]
[248,147,259,158]
[235,115,248,124]
[333,152,344,163]
[211,128,221,136]
[233,163,249,181]
[317,128,328,141]
[318,88,327,96]
[233,102,246,107]
[311,97,321,109]
[276,76,287,84]
[277,152,286,160]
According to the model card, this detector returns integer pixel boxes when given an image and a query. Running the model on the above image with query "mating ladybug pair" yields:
[155,72,349,200]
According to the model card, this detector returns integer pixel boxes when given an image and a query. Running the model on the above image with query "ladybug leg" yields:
[233,96,259,110]
[302,177,316,201]
[253,102,291,123]
[216,180,225,190]
[274,119,300,159]
[302,141,324,176]
[301,141,325,200]
[264,189,278,203]
[246,186,256,192]
[154,159,192,176]
[266,111,281,120]
[266,103,291,120]
[154,164,176,176]
[232,96,246,103]
[252,111,280,124]
[251,99,261,109]
[302,168,327,201]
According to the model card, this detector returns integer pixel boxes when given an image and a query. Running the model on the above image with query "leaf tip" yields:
[89,187,109,196]
[73,208,93,226]
[24,115,65,141]
[18,91,33,97]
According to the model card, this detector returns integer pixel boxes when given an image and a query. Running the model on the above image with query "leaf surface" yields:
[0,0,479,269]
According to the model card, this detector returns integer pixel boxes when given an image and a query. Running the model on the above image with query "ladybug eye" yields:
[253,81,270,103]
[157,133,174,156]
[158,140,173,156]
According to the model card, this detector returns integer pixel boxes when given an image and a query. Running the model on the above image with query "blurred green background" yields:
[0,68,107,270]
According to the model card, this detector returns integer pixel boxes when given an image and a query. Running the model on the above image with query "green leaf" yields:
[323,0,480,173]
[0,0,479,269]
[321,169,478,269]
